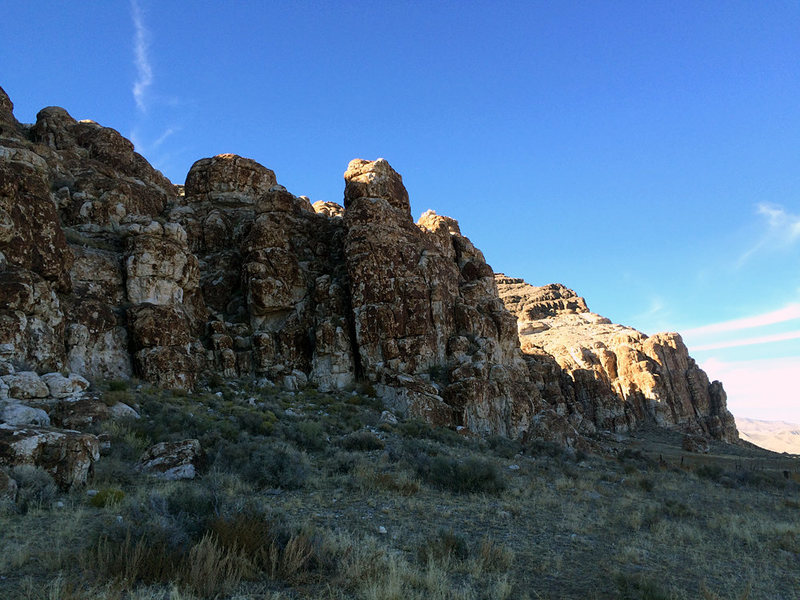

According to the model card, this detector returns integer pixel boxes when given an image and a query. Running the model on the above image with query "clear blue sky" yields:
[2,1,798,421]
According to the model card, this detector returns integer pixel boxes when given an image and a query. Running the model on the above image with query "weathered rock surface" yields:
[0,400,51,426]
[0,85,739,447]
[0,424,99,489]
[495,275,738,442]
[138,439,202,480]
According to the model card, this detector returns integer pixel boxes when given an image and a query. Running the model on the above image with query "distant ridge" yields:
[736,417,800,454]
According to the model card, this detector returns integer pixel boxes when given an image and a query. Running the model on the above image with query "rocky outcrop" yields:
[138,439,202,480]
[495,275,738,442]
[0,424,99,489]
[0,85,738,448]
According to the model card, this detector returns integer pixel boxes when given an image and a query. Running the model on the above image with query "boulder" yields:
[1,371,49,399]
[138,439,201,480]
[0,424,99,489]
[0,401,50,426]
[40,372,90,398]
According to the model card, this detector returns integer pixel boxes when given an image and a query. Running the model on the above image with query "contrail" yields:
[131,0,152,112]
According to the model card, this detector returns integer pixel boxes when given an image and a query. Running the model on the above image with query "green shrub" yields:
[486,435,522,459]
[107,380,129,392]
[214,441,308,490]
[288,420,327,452]
[614,573,672,600]
[419,455,506,494]
[338,430,385,452]
[11,465,58,512]
[89,488,125,508]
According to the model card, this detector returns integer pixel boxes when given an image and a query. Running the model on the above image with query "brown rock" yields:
[343,158,410,215]
[185,154,276,204]
[496,274,738,442]
[0,424,99,489]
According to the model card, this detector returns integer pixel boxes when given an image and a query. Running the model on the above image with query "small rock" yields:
[379,410,398,426]
[378,526,387,535]
[508,464,520,471]
[55,501,65,508]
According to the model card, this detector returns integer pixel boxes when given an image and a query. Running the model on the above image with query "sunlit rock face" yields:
[495,275,739,442]
[0,84,737,444]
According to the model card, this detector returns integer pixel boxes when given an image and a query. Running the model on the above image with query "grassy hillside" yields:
[1,381,799,600]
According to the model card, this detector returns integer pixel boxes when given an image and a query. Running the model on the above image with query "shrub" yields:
[486,435,522,459]
[107,380,129,392]
[338,430,385,452]
[419,455,506,494]
[289,420,327,452]
[614,573,672,600]
[89,488,125,508]
[214,441,308,490]
[11,465,58,512]
[663,499,693,519]
[419,529,469,562]
[695,464,724,482]
[476,536,515,572]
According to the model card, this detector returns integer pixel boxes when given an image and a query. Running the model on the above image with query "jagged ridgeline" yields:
[0,85,737,447]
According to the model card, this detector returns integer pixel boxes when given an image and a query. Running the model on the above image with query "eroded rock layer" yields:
[495,275,738,442]
[0,85,736,445]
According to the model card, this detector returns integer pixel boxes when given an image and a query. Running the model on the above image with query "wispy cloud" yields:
[738,203,800,265]
[682,303,800,337]
[152,127,176,148]
[691,330,800,352]
[131,0,152,112]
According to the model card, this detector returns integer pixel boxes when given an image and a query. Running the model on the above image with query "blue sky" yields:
[1,1,798,421]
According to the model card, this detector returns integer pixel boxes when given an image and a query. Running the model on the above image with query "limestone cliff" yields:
[495,275,738,442]
[0,85,736,445]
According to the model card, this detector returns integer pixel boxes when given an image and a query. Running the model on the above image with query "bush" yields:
[338,430,385,452]
[419,528,469,562]
[419,455,506,494]
[287,420,327,452]
[89,488,125,508]
[11,465,58,512]
[214,441,308,490]
[486,435,522,459]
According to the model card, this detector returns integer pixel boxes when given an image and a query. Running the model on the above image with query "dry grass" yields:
[2,383,799,599]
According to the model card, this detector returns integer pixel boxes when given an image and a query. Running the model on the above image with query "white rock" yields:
[0,401,50,426]
[378,526,387,535]
[379,410,398,426]
[40,372,90,399]
[108,402,140,420]
[1,372,49,399]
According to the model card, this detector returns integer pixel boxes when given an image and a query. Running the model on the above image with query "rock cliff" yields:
[495,275,738,442]
[0,85,737,456]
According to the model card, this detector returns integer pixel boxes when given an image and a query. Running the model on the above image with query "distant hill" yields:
[736,417,800,454]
